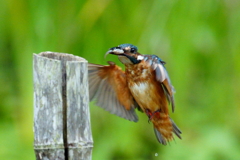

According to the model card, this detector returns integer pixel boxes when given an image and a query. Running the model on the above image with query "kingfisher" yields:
[88,43,181,145]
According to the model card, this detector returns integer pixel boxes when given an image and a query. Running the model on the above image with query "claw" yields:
[148,118,151,123]
[145,109,161,123]
[145,109,152,123]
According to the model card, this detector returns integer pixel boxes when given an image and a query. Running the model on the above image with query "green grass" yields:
[1,0,240,159]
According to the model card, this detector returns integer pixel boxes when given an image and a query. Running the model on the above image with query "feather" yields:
[88,63,139,122]
[154,128,167,145]
[170,118,182,139]
[146,55,176,112]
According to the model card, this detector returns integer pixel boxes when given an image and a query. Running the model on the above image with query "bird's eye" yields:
[130,48,136,53]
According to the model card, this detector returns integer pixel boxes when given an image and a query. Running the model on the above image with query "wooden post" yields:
[33,52,93,160]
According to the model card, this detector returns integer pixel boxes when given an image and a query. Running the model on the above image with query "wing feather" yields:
[88,62,139,122]
[145,55,176,112]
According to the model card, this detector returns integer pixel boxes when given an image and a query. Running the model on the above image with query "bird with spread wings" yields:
[88,44,181,145]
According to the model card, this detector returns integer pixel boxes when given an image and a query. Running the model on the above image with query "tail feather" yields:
[152,114,181,145]
[154,128,167,145]
[171,118,182,139]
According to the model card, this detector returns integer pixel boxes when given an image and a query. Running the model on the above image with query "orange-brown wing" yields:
[145,55,176,112]
[88,61,139,122]
[144,56,181,144]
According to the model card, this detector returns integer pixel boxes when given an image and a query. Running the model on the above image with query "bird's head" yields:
[105,44,144,65]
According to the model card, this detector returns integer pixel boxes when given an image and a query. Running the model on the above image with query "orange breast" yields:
[125,62,169,114]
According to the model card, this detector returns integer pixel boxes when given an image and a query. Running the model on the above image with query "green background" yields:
[1,0,240,159]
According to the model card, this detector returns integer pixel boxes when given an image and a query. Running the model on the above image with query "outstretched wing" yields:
[144,55,176,112]
[88,61,139,122]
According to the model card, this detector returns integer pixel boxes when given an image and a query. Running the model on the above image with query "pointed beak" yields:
[104,47,124,58]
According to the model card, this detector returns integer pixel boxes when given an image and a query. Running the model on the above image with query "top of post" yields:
[35,51,87,62]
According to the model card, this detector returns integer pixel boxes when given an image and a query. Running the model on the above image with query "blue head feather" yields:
[119,44,138,52]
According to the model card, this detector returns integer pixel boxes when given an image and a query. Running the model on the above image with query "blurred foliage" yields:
[1,0,240,159]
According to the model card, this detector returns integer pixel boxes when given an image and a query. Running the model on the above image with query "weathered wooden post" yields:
[33,52,93,160]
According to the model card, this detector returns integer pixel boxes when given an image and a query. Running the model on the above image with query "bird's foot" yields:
[145,109,161,123]
[145,109,152,123]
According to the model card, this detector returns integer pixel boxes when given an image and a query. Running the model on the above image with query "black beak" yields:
[104,47,124,58]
